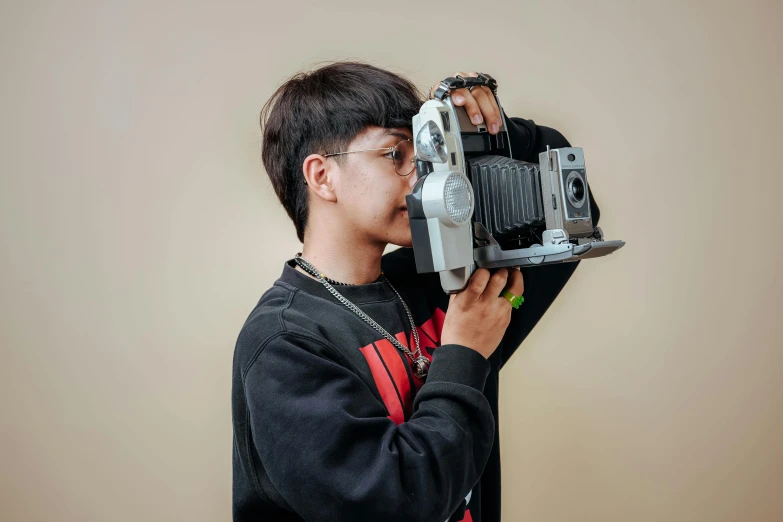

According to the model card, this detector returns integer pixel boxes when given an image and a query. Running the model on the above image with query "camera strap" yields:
[430,72,498,100]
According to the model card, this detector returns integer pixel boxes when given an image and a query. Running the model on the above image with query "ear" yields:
[302,153,338,203]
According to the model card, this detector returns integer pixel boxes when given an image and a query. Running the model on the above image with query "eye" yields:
[384,150,402,161]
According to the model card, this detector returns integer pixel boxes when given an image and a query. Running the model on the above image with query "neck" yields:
[297,229,386,286]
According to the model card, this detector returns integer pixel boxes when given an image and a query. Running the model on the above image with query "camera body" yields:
[406,74,625,293]
[539,147,593,238]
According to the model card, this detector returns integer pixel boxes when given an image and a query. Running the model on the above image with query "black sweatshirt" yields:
[232,116,601,522]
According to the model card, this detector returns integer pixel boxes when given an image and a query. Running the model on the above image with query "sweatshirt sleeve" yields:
[242,332,495,522]
[498,116,602,368]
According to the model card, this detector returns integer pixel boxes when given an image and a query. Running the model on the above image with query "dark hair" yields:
[260,61,425,242]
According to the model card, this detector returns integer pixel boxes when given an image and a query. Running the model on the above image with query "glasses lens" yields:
[393,140,416,176]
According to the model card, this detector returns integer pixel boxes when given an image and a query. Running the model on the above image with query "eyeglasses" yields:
[323,139,416,177]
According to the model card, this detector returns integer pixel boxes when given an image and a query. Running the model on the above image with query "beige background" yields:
[2,1,782,520]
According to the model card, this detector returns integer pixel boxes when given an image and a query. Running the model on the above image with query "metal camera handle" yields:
[431,72,498,100]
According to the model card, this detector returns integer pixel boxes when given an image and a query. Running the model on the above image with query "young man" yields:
[232,62,600,522]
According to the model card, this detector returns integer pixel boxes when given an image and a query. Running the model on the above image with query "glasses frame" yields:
[322,138,416,177]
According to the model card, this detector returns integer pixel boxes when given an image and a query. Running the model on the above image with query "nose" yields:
[407,161,418,188]
[407,170,418,188]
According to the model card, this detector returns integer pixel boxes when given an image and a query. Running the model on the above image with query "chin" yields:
[386,222,413,248]
[379,209,413,248]
[387,233,413,249]
[392,237,414,249]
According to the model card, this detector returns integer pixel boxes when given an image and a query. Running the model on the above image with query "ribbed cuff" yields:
[425,344,491,392]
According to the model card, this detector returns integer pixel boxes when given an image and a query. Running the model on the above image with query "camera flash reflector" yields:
[444,174,473,225]
[416,120,448,164]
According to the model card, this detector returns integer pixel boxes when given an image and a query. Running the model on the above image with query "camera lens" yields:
[567,153,576,161]
[569,176,585,202]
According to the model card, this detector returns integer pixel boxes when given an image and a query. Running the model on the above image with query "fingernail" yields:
[453,94,465,104]
[472,114,483,124]
[491,123,499,134]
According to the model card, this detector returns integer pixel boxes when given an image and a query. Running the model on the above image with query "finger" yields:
[451,72,482,123]
[470,87,502,134]
[454,72,501,129]
[478,85,503,131]
[449,87,468,107]
[454,89,484,126]
[452,71,484,121]
[504,268,524,297]
[462,268,491,302]
[482,268,510,301]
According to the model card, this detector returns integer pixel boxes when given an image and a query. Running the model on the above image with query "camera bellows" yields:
[468,156,545,238]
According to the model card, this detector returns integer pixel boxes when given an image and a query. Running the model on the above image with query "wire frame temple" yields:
[321,139,415,177]
[323,143,403,157]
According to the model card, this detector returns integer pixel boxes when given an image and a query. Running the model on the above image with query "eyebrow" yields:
[383,129,412,141]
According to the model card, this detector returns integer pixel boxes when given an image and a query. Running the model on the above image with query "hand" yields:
[440,267,525,359]
[429,71,504,135]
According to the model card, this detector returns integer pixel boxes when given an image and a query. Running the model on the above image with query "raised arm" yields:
[499,116,601,368]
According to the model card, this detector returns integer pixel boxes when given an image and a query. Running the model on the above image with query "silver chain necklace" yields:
[293,253,430,379]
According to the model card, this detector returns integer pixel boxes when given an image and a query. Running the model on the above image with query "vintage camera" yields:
[406,74,625,293]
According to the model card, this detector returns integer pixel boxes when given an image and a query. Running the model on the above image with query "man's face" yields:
[332,126,418,248]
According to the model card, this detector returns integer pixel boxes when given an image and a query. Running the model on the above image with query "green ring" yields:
[501,291,525,309]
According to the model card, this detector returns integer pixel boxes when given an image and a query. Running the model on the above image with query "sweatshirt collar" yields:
[279,259,398,304]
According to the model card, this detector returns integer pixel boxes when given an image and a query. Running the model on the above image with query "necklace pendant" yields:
[413,357,430,379]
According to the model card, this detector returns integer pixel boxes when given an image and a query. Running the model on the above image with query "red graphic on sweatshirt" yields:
[359,307,472,522]
[358,307,446,425]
